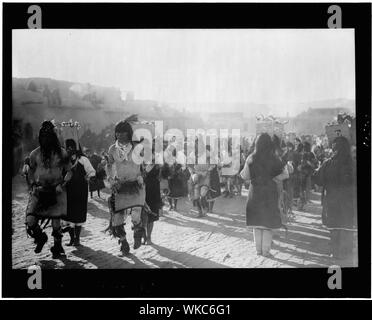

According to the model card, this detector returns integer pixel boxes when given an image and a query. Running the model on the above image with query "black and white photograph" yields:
[2,2,371,299]
[10,27,358,268]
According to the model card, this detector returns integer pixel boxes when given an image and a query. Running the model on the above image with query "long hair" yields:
[252,133,274,168]
[38,120,62,168]
[251,133,282,177]
[272,134,283,158]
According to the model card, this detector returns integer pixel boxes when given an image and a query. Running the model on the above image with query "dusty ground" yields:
[11,175,357,269]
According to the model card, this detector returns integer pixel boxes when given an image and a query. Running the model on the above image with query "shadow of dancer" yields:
[71,244,151,269]
[151,243,231,268]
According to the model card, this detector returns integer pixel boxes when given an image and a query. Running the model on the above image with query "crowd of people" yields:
[19,117,357,263]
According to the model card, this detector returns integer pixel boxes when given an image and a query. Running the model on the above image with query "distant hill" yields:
[12,77,205,136]
[13,77,123,110]
[12,77,354,138]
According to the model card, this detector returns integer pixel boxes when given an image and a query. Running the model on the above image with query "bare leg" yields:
[169,198,173,210]
[201,196,208,213]
[253,228,263,255]
[146,222,154,244]
[262,229,273,256]
[208,200,214,213]
[196,199,203,217]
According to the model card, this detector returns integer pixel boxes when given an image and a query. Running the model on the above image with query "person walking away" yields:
[298,141,317,209]
[313,136,357,263]
[282,142,295,215]
[313,142,325,192]
[159,162,171,209]
[293,139,304,209]
[144,161,162,244]
[87,150,105,198]
[240,133,285,256]
[63,139,96,246]
[205,145,221,213]
[168,162,184,211]
[96,157,107,194]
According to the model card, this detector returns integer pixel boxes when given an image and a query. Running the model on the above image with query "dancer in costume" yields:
[189,146,215,217]
[25,121,71,259]
[105,116,148,255]
[63,139,95,246]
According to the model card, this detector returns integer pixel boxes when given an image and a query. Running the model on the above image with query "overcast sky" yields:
[13,29,355,114]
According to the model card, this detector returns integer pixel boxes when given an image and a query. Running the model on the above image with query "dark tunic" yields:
[291,150,302,198]
[182,166,191,195]
[65,160,88,224]
[145,165,162,223]
[314,158,357,229]
[245,154,284,229]
[169,164,186,198]
[88,154,105,192]
[208,165,221,200]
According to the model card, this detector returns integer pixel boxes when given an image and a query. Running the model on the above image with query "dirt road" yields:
[11,176,357,269]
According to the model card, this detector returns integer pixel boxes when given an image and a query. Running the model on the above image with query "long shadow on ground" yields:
[71,244,151,269]
[151,244,231,268]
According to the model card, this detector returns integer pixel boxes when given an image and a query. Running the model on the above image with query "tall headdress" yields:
[60,119,81,149]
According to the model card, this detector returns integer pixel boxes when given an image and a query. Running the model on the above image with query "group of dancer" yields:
[22,118,357,261]
[23,118,152,257]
